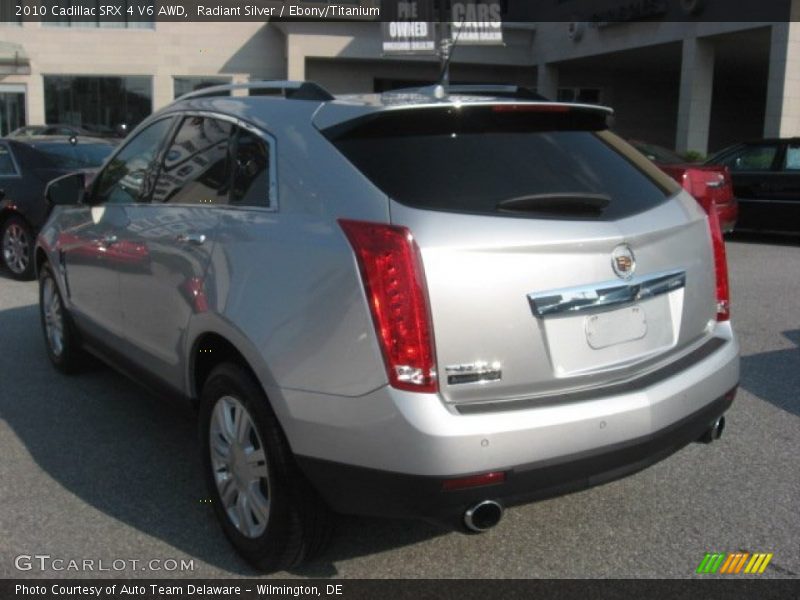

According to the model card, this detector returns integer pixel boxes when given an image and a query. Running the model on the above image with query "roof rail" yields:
[177,80,335,102]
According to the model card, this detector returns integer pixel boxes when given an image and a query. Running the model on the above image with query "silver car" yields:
[36,81,739,571]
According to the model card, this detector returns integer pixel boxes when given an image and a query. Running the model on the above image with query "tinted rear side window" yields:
[153,116,233,205]
[720,144,780,172]
[325,106,677,220]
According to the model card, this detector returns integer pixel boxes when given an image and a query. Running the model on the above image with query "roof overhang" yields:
[0,42,30,75]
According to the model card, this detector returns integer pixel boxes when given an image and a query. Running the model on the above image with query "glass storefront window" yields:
[173,77,232,99]
[0,86,26,137]
[44,75,152,135]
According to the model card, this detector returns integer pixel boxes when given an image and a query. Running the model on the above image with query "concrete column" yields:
[26,76,45,125]
[153,73,174,112]
[675,36,715,156]
[286,34,306,81]
[537,62,558,101]
[763,22,800,138]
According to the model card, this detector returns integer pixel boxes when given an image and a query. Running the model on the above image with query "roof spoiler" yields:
[177,80,335,102]
[384,84,549,101]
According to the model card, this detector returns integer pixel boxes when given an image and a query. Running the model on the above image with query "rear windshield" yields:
[324,105,679,220]
[33,142,114,169]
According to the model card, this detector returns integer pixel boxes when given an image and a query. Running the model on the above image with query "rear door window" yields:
[722,144,780,172]
[153,116,233,205]
[324,105,677,220]
[151,117,274,208]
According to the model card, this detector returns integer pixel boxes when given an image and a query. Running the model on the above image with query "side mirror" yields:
[115,123,129,138]
[46,171,86,208]
[0,188,5,200]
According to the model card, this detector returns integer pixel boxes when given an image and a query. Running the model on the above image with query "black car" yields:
[0,136,117,279]
[706,138,800,234]
[9,124,96,138]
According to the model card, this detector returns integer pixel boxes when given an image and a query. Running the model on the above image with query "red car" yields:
[630,141,737,232]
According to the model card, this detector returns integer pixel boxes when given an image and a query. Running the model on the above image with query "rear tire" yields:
[39,263,86,373]
[2,215,35,280]
[199,363,333,571]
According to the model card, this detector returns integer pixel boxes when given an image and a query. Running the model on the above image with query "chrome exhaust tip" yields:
[464,500,504,532]
[712,416,726,440]
[698,416,726,444]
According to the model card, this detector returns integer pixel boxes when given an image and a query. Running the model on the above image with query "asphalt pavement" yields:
[0,235,797,579]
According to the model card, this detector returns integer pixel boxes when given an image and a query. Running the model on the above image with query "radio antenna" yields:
[437,16,465,93]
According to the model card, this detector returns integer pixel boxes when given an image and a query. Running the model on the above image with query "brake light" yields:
[683,168,733,208]
[339,219,438,393]
[698,199,730,321]
[492,103,570,113]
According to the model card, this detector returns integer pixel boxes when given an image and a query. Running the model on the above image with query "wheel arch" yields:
[34,245,49,278]
[0,205,34,230]
[190,331,264,405]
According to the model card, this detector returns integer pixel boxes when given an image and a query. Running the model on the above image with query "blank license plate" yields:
[585,306,647,349]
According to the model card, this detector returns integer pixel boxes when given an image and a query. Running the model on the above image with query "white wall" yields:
[0,22,286,123]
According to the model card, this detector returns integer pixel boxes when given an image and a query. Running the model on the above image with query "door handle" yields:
[176,233,206,245]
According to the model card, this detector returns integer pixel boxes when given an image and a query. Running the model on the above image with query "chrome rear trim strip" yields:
[455,336,727,415]
[528,269,686,318]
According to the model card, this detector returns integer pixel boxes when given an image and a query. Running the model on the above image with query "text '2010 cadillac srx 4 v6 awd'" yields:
[36,81,739,571]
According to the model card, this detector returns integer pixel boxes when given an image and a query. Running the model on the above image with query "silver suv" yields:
[36,81,739,571]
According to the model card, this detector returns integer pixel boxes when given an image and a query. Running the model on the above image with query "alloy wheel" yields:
[41,276,65,357]
[2,222,30,275]
[209,395,271,538]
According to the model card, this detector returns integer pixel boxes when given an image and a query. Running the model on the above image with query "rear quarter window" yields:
[32,142,115,169]
[325,105,680,221]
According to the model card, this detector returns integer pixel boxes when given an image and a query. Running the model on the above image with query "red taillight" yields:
[697,198,731,321]
[683,168,733,209]
[339,219,438,393]
[442,471,506,492]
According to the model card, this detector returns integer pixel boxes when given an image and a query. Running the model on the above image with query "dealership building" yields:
[1,9,799,155]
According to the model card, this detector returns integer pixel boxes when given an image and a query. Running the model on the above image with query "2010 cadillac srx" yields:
[36,81,739,571]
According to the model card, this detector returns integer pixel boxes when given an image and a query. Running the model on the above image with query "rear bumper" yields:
[296,387,735,527]
[274,325,739,524]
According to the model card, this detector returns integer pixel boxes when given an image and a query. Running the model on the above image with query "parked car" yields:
[9,124,97,138]
[706,138,800,234]
[630,140,737,232]
[0,135,117,279]
[36,81,739,571]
